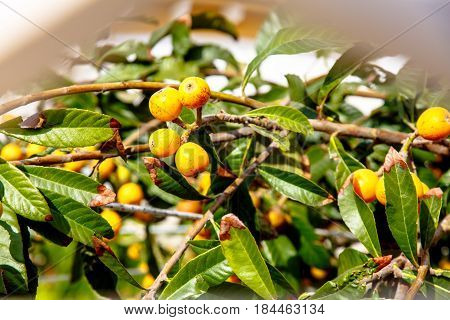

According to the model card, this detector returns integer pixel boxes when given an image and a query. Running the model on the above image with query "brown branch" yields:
[405,251,430,300]
[362,255,408,284]
[204,112,449,156]
[103,203,203,220]
[0,81,264,115]
[142,135,284,300]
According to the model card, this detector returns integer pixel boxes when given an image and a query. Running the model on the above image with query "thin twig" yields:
[0,81,265,115]
[103,203,203,220]
[142,135,284,300]
[405,251,430,300]
[432,214,450,246]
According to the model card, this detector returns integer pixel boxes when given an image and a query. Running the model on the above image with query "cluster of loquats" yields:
[148,77,211,177]
[351,106,449,206]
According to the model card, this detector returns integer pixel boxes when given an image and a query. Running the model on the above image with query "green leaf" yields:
[0,206,29,295]
[338,184,381,257]
[171,22,191,57]
[402,270,450,299]
[143,158,208,201]
[285,74,315,107]
[96,63,156,83]
[41,190,114,245]
[243,27,343,91]
[0,109,115,148]
[188,240,220,255]
[185,45,240,70]
[191,12,238,39]
[91,238,145,290]
[310,265,372,300]
[97,40,149,63]
[329,136,364,189]
[0,159,49,222]
[198,282,260,300]
[261,235,297,268]
[19,165,115,207]
[219,214,277,300]
[337,248,369,275]
[384,152,419,266]
[249,125,290,152]
[126,160,179,205]
[419,191,442,250]
[246,106,313,135]
[318,43,373,102]
[54,93,98,111]
[225,138,255,175]
[160,246,232,300]
[258,165,332,207]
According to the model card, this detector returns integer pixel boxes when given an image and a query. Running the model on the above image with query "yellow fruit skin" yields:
[176,200,203,213]
[175,142,210,177]
[249,191,261,208]
[417,107,450,141]
[117,182,144,205]
[352,169,379,203]
[98,158,116,179]
[411,173,424,198]
[100,209,122,235]
[64,161,86,172]
[127,243,143,260]
[26,144,47,157]
[267,210,285,228]
[141,274,155,288]
[149,128,181,158]
[376,173,423,206]
[116,165,131,185]
[197,172,211,195]
[178,77,211,109]
[376,177,386,205]
[149,87,182,121]
[1,143,24,161]
[226,275,241,284]
[310,267,328,280]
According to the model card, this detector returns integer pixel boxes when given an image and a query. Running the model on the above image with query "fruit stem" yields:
[399,131,418,159]
[196,107,203,126]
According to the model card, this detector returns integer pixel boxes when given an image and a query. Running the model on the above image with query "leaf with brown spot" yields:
[383,147,407,172]
[19,165,115,207]
[373,255,392,272]
[92,236,145,290]
[143,157,207,200]
[219,214,277,300]
[219,213,246,241]
[20,113,46,129]
[216,166,237,179]
[89,185,116,207]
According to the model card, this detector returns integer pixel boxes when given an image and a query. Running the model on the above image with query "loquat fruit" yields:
[149,128,181,158]
[175,142,210,177]
[25,143,47,157]
[310,267,328,281]
[127,243,143,261]
[1,143,24,161]
[149,87,182,121]
[352,169,379,203]
[416,107,450,141]
[116,165,131,185]
[176,200,203,213]
[411,173,424,198]
[134,211,155,223]
[100,209,122,236]
[98,158,116,179]
[178,77,210,109]
[421,182,429,196]
[267,209,286,229]
[117,182,144,205]
[226,274,241,284]
[197,171,211,195]
[141,274,155,288]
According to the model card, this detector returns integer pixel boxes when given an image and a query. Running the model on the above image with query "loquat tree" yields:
[0,11,449,300]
